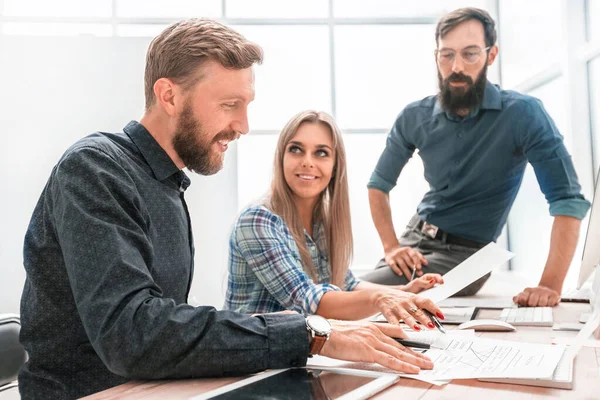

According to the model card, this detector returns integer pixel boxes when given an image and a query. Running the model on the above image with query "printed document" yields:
[418,242,514,303]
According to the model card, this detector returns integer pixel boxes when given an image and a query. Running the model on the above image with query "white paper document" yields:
[421,336,565,380]
[418,242,514,303]
[307,336,565,384]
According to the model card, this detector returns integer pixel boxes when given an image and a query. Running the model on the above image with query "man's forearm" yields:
[539,215,581,292]
[369,188,400,251]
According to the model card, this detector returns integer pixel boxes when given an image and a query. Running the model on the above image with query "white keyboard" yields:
[499,307,553,327]
[479,351,573,389]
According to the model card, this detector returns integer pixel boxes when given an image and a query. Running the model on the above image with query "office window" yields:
[232,25,331,131]
[333,0,488,18]
[226,0,328,19]
[2,22,112,36]
[344,134,428,269]
[588,0,600,42]
[591,57,600,179]
[499,0,562,88]
[334,25,437,129]
[237,135,278,208]
[116,24,169,37]
[507,77,568,279]
[115,0,221,18]
[3,0,112,18]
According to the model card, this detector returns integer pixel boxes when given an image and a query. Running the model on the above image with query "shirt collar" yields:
[123,120,181,182]
[432,80,502,117]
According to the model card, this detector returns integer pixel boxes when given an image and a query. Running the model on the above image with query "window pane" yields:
[588,0,600,42]
[117,24,169,37]
[3,0,112,18]
[344,134,428,271]
[2,22,112,36]
[591,57,600,179]
[334,25,437,129]
[333,0,490,18]
[237,135,278,208]
[233,25,331,130]
[499,0,562,88]
[116,0,221,18]
[226,0,328,18]
[507,77,581,287]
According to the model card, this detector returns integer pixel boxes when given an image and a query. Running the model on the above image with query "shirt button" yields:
[457,132,464,138]
[455,160,460,165]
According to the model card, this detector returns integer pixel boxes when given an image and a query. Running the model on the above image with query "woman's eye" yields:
[316,149,329,157]
[223,103,236,108]
[288,145,301,153]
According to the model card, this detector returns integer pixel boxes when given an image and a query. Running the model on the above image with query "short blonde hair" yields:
[144,18,263,110]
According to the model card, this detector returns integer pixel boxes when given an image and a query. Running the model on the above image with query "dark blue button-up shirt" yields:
[368,81,590,243]
[19,121,308,399]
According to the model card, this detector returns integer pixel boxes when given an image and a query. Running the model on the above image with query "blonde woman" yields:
[224,110,445,330]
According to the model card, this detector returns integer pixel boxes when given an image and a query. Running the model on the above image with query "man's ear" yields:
[487,45,499,66]
[153,78,178,117]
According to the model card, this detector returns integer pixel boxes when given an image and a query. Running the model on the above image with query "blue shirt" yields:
[368,81,590,243]
[224,205,360,315]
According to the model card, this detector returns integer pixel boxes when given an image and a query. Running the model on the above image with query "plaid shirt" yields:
[224,205,360,315]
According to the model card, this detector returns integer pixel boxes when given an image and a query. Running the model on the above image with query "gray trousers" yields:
[361,215,490,296]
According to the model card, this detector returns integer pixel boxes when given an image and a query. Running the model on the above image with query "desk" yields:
[83,272,599,400]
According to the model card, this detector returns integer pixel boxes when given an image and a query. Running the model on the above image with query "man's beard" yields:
[172,101,238,175]
[437,62,488,116]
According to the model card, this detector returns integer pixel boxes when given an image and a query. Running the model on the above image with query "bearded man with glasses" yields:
[362,8,590,307]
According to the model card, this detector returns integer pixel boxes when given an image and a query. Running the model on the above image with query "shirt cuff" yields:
[305,284,341,315]
[549,197,591,219]
[263,313,309,369]
[346,277,361,291]
[367,171,395,193]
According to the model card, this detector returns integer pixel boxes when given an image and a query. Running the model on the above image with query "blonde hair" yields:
[144,18,263,110]
[266,110,353,288]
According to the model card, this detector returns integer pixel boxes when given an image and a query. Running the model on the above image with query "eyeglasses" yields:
[435,46,491,66]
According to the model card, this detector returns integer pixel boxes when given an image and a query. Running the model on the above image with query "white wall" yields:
[0,36,237,313]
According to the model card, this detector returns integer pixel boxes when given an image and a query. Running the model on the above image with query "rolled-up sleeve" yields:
[52,148,309,379]
[344,269,361,291]
[520,99,591,219]
[234,207,342,315]
[367,112,416,193]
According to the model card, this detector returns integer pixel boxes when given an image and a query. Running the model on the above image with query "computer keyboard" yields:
[499,307,553,327]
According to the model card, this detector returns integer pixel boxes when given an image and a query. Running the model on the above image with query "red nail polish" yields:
[427,322,435,329]
[413,324,421,331]
[436,312,445,320]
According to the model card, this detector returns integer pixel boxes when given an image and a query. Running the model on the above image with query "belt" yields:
[414,218,487,249]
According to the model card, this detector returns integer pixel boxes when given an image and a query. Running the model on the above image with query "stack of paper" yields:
[307,335,566,385]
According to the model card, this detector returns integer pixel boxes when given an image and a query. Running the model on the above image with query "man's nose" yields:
[451,55,465,74]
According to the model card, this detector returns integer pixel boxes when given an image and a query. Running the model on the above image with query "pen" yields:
[394,338,430,349]
[410,264,417,281]
[423,309,446,334]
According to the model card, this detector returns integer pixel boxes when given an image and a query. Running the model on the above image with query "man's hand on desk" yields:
[512,285,560,307]
[384,245,428,278]
[320,320,434,374]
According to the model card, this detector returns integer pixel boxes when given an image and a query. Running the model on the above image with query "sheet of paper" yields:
[418,243,514,303]
[563,308,600,359]
[370,307,475,324]
[421,336,565,380]
[308,336,565,384]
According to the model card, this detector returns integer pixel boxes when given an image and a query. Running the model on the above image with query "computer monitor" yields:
[577,172,600,289]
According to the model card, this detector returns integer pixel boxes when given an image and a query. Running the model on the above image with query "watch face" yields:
[307,315,331,335]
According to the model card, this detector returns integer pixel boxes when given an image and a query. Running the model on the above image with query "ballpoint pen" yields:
[423,309,446,334]
[394,338,430,350]
[410,264,417,281]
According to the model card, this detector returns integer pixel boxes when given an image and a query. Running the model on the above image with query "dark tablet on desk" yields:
[190,368,398,400]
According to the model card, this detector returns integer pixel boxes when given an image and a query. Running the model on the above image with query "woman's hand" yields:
[371,289,444,330]
[402,273,444,293]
